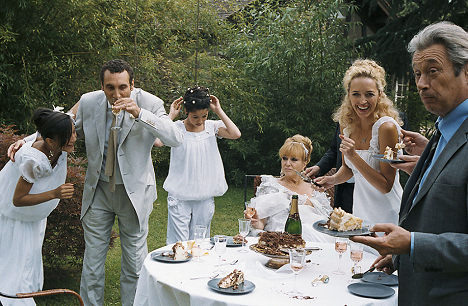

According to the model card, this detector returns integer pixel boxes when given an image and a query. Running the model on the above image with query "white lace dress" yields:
[0,140,67,306]
[250,175,334,243]
[343,116,403,225]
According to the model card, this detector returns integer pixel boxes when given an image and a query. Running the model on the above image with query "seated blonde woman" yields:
[244,135,334,243]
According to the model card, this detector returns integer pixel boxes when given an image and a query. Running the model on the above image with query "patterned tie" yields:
[104,115,117,192]
[401,129,441,218]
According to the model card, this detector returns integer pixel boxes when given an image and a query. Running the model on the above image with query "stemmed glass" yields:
[111,104,122,132]
[333,237,348,275]
[213,235,227,274]
[193,225,207,262]
[288,249,306,296]
[238,218,250,253]
[349,241,364,280]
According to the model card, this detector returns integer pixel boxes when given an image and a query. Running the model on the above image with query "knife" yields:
[294,169,322,188]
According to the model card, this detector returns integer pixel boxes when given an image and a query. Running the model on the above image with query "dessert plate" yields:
[151,251,192,263]
[362,272,398,286]
[372,154,407,164]
[313,220,374,237]
[210,236,243,247]
[347,283,395,299]
[207,278,255,294]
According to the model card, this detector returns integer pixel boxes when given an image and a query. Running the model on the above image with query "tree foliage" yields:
[357,0,468,134]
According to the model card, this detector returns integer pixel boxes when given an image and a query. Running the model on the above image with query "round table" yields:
[134,238,398,306]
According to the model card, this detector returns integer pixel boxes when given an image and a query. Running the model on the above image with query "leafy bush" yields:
[0,125,86,278]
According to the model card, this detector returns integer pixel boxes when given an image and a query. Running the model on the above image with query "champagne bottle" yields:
[284,194,302,235]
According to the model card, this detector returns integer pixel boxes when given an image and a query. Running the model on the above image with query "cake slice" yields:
[383,146,394,160]
[217,269,244,289]
[172,241,188,260]
[329,207,363,231]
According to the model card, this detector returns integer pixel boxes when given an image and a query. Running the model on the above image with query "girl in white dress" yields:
[315,59,403,226]
[0,108,76,306]
[162,86,241,244]
[244,135,335,243]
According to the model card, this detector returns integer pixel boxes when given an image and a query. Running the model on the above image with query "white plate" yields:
[348,283,395,298]
[207,278,255,294]
[313,220,374,237]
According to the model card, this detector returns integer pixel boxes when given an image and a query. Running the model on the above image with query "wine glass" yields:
[193,225,207,262]
[288,249,306,296]
[333,237,348,275]
[111,103,122,131]
[350,241,364,277]
[238,218,250,253]
[213,235,227,274]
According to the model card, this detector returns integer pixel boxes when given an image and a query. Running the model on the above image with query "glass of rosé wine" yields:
[288,249,307,296]
[333,237,348,275]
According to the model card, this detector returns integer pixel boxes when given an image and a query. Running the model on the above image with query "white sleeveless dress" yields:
[344,116,403,225]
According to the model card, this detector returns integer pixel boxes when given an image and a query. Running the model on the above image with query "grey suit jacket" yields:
[75,88,183,230]
[397,117,468,305]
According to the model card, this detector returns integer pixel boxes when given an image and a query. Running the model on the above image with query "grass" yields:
[35,182,246,306]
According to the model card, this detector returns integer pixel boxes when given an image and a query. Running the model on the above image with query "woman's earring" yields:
[49,145,54,157]
[280,169,285,177]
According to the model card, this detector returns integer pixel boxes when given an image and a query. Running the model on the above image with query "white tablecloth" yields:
[134,238,398,306]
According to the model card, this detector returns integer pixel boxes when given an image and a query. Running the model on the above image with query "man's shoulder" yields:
[80,90,105,102]
[134,88,164,107]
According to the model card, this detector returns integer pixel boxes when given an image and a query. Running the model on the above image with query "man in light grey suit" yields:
[73,59,183,306]
[352,22,468,305]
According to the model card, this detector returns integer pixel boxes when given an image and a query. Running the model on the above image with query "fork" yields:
[214,259,238,267]
[189,273,219,280]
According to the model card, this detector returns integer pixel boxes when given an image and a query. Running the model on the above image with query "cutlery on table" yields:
[190,273,219,280]
[214,259,238,267]
[351,266,376,279]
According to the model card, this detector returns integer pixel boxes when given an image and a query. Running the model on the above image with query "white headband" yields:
[292,142,309,156]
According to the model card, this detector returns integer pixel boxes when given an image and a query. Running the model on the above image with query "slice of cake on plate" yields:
[172,241,188,260]
[217,269,244,289]
[328,207,363,231]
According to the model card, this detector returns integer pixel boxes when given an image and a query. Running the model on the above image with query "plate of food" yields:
[208,270,255,294]
[210,235,245,247]
[362,272,398,286]
[372,154,406,164]
[313,208,374,237]
[347,283,395,298]
[151,241,193,263]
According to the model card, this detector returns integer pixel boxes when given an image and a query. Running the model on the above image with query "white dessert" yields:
[329,207,363,231]
[395,142,405,150]
[217,269,244,289]
[172,241,188,260]
[383,146,394,160]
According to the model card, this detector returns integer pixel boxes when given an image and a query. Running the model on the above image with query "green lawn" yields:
[36,183,246,306]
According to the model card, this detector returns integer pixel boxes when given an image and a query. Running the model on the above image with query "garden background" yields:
[1,0,467,304]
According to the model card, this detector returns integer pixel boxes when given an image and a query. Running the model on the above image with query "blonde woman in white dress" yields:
[315,59,403,226]
[244,135,334,243]
[0,108,76,306]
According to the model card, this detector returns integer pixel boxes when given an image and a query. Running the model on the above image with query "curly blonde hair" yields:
[278,134,313,164]
[333,59,402,134]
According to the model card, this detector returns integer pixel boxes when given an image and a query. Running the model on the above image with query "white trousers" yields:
[166,195,215,244]
[80,181,148,306]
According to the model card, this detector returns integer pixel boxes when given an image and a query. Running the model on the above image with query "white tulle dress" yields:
[249,175,334,243]
[343,116,403,225]
[0,140,67,306]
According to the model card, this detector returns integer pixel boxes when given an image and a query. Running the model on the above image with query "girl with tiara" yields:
[161,86,241,244]
[0,107,76,306]
[243,135,334,242]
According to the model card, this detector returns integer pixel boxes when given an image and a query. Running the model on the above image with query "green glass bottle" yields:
[284,194,302,235]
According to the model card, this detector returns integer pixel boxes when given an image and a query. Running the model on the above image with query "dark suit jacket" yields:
[397,117,468,305]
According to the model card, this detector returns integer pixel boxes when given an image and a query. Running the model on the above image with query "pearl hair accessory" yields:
[292,141,309,156]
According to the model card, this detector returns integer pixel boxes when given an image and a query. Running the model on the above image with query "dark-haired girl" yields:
[161,86,241,244]
[0,107,76,306]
